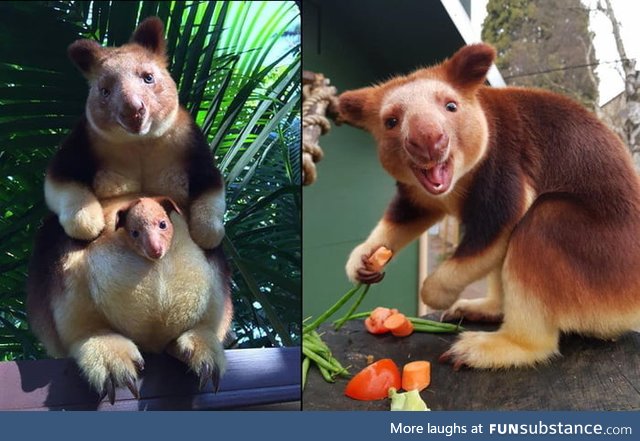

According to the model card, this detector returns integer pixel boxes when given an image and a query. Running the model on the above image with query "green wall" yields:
[302,3,420,319]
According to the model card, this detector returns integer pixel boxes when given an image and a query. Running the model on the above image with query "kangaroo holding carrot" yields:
[340,43,640,369]
[26,17,232,401]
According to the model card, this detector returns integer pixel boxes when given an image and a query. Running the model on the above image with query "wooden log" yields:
[303,320,640,410]
[0,347,300,411]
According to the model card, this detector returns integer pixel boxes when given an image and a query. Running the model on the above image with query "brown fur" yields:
[44,17,225,247]
[340,43,640,368]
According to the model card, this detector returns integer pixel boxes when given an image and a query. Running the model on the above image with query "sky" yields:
[471,0,640,106]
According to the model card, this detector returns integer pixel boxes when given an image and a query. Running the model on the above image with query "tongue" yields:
[425,163,446,186]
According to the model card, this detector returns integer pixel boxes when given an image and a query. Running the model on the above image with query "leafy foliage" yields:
[0,0,301,360]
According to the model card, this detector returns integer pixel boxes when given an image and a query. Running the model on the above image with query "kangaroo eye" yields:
[143,74,154,84]
[159,221,167,230]
[445,102,458,112]
[131,230,140,238]
[384,117,398,130]
[100,88,110,98]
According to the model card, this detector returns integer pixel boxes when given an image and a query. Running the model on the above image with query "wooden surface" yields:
[302,320,640,411]
[0,347,300,411]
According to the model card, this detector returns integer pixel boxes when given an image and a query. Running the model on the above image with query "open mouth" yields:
[410,157,453,195]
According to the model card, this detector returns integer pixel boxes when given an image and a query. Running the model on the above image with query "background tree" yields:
[482,0,598,110]
[0,0,301,360]
[594,0,640,160]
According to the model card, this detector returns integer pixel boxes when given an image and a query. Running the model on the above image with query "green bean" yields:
[409,318,463,332]
[304,333,331,353]
[318,364,336,383]
[336,364,351,377]
[302,356,310,390]
[309,330,329,344]
[408,317,458,327]
[306,330,328,345]
[324,354,349,373]
[333,284,371,330]
[331,310,463,333]
[302,345,348,375]
[412,324,459,333]
[302,338,331,356]
[303,284,364,334]
[332,311,371,324]
[303,339,348,372]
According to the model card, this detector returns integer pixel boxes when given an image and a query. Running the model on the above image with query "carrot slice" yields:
[402,360,431,392]
[383,313,414,337]
[364,307,400,334]
[367,246,393,272]
[364,307,394,334]
[365,316,389,334]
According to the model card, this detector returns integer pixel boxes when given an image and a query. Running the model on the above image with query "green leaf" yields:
[0,0,301,359]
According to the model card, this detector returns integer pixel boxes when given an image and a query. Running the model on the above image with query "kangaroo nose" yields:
[432,132,449,157]
[405,128,449,163]
[148,245,163,259]
[145,236,165,260]
[135,101,146,119]
[122,97,145,120]
[119,98,146,132]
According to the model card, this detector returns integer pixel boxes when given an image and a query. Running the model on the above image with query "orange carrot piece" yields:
[365,316,389,334]
[364,307,399,334]
[402,361,431,392]
[383,313,414,337]
[368,246,393,272]
[391,321,414,337]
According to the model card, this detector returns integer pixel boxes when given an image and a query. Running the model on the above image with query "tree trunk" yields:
[601,0,640,161]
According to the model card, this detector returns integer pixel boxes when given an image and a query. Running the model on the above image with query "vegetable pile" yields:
[302,330,349,385]
[345,358,432,411]
[302,247,392,389]
[346,307,462,336]
[302,246,461,392]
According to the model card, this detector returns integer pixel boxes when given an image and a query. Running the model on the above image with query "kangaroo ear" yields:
[115,209,129,230]
[155,197,182,216]
[338,87,376,129]
[131,16,166,57]
[444,43,496,89]
[68,39,103,77]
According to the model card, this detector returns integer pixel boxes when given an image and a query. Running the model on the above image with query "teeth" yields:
[422,157,449,170]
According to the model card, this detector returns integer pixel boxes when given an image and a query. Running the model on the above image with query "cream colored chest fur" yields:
[91,135,189,207]
[85,218,213,352]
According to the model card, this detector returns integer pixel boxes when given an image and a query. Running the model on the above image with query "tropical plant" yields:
[0,0,301,360]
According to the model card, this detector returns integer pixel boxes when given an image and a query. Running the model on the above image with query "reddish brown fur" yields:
[477,86,640,317]
[340,43,640,368]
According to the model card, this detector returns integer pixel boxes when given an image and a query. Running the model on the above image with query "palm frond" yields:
[0,0,301,359]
